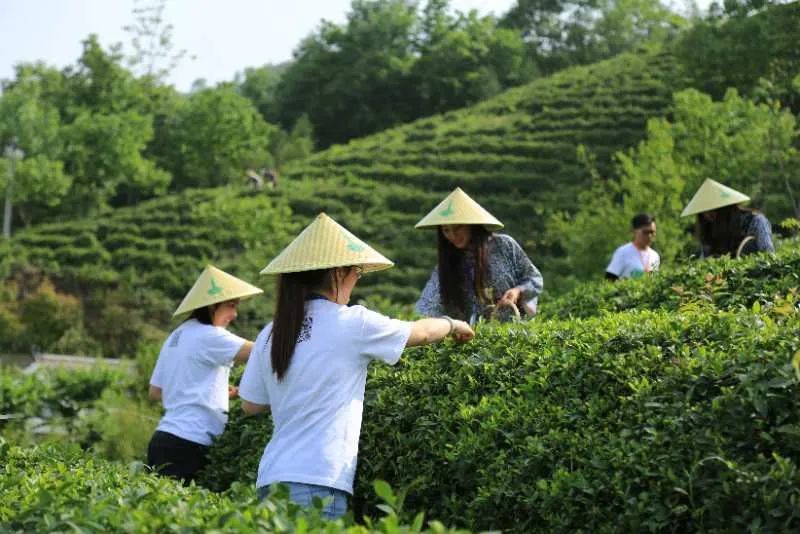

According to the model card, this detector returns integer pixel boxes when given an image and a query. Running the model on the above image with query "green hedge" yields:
[0,440,467,533]
[540,241,800,320]
[0,367,130,420]
[200,301,800,532]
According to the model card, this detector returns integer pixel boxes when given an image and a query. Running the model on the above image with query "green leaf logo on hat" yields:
[346,237,365,252]
[260,213,394,275]
[439,200,455,217]
[415,187,504,230]
[208,277,224,296]
[681,179,750,217]
[173,265,263,316]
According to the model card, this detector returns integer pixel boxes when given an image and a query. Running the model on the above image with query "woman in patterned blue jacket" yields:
[415,187,543,323]
[681,179,775,258]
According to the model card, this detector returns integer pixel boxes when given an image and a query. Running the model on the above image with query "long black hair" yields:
[696,205,757,257]
[271,268,344,381]
[437,225,492,320]
[190,305,214,325]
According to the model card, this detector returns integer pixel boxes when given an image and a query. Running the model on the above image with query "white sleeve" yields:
[606,247,624,276]
[651,251,661,271]
[355,306,412,366]
[239,326,272,406]
[197,326,247,367]
[149,337,171,387]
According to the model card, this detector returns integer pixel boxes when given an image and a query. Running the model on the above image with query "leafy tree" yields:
[63,110,170,211]
[61,37,172,211]
[0,68,71,234]
[234,63,288,125]
[123,0,191,82]
[161,86,275,189]
[268,115,315,173]
[275,0,418,147]
[410,11,534,117]
[675,1,800,114]
[501,0,685,74]
[274,0,531,147]
[547,88,799,281]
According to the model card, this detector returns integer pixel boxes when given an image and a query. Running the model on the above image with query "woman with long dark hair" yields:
[238,213,474,519]
[681,179,774,258]
[147,265,263,483]
[415,188,543,322]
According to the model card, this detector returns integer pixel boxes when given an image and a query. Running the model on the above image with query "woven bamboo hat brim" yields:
[260,213,394,275]
[173,265,264,316]
[681,178,751,217]
[415,187,503,230]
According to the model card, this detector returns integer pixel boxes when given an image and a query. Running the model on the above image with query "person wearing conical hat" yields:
[415,187,543,322]
[147,265,263,484]
[682,179,774,258]
[237,213,474,519]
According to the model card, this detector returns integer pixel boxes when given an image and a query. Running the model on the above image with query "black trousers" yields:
[147,430,210,484]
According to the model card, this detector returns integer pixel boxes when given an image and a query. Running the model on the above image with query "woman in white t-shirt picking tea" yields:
[147,265,263,484]
[238,213,474,519]
[605,213,660,281]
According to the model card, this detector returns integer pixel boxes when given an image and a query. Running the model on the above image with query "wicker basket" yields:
[485,300,522,322]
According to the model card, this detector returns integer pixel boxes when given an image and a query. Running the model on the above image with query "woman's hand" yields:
[499,287,522,306]
[451,320,474,343]
[228,385,239,399]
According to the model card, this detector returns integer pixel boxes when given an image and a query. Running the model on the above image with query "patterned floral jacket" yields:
[415,233,543,322]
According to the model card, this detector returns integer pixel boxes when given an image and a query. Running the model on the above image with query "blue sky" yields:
[1,0,520,91]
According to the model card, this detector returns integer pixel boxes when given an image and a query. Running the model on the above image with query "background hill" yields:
[0,2,798,359]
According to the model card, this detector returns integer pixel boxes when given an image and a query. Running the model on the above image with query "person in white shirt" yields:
[239,213,474,519]
[605,213,660,281]
[147,265,263,483]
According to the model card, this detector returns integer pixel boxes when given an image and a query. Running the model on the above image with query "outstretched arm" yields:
[406,317,473,346]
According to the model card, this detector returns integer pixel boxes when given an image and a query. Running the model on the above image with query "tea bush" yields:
[201,302,800,532]
[541,240,800,320]
[0,439,467,533]
[0,367,128,420]
[0,366,144,459]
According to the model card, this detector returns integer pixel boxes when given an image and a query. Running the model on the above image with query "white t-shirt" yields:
[150,319,246,446]
[239,299,412,494]
[606,242,660,280]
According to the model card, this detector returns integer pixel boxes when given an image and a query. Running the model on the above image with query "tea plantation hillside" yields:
[0,49,682,340]
[197,242,800,532]
[2,2,798,357]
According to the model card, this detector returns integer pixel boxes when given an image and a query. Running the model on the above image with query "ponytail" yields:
[271,269,333,380]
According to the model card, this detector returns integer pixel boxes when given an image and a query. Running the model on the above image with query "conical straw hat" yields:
[681,179,750,217]
[173,265,264,316]
[260,213,394,275]
[415,187,503,230]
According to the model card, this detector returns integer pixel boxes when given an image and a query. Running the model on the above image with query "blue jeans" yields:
[257,482,349,519]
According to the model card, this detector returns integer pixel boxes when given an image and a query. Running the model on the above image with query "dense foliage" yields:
[0,365,159,462]
[199,246,800,531]
[272,0,534,147]
[0,187,295,354]
[546,87,799,284]
[0,440,467,532]
[541,239,800,320]
[0,44,685,356]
